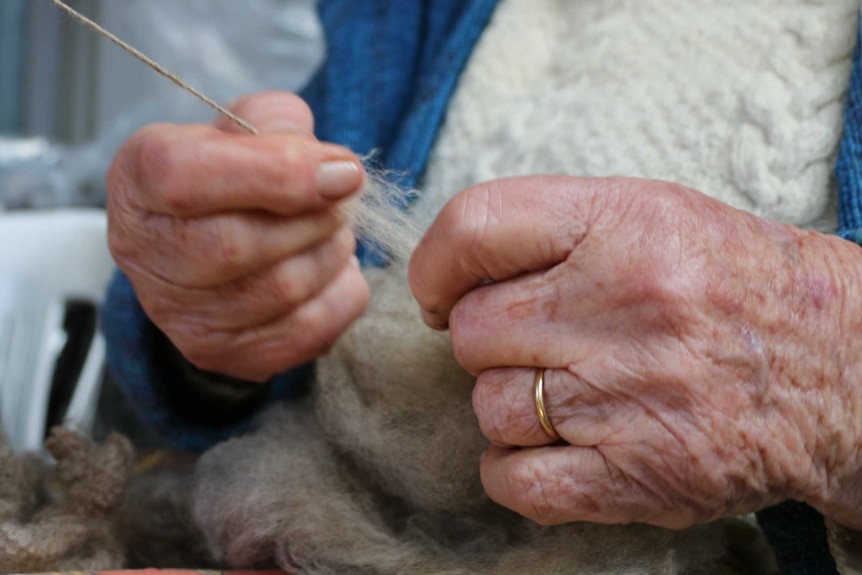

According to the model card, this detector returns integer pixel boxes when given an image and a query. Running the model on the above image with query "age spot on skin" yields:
[801,274,837,312]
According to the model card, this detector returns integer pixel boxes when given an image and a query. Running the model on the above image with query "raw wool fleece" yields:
[0,428,133,573]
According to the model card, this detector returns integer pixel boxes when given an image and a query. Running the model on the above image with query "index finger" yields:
[117,124,363,217]
[408,176,608,329]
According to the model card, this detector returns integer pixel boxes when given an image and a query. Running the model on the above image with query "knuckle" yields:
[297,287,368,358]
[447,302,487,374]
[656,179,695,201]
[447,300,473,354]
[230,91,314,131]
[131,129,191,213]
[264,235,357,309]
[474,375,539,445]
[276,138,318,198]
[472,380,509,443]
[130,126,173,179]
[295,313,342,358]
[632,271,671,301]
[448,323,468,367]
[441,185,496,255]
[213,219,251,272]
[277,92,314,127]
[633,269,690,311]
[267,268,311,307]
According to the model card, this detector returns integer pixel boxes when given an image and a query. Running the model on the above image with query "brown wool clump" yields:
[0,429,133,574]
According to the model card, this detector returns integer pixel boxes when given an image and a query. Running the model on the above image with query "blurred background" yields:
[1,0,324,207]
[0,0,324,453]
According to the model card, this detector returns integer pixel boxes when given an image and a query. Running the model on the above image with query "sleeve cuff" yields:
[101,270,311,452]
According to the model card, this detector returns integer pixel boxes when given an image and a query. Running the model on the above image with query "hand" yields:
[409,176,862,529]
[107,91,370,382]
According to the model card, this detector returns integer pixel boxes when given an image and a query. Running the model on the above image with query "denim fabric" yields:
[303,0,500,264]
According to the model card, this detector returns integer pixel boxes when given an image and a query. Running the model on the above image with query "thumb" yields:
[409,175,614,330]
[214,90,316,136]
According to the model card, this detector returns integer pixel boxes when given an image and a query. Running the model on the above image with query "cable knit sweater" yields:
[423,0,858,232]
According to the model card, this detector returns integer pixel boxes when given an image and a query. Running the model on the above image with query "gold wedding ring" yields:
[534,368,560,441]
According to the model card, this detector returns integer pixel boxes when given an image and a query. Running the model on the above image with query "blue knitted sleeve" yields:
[836,19,862,242]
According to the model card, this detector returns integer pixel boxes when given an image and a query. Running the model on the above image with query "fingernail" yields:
[420,308,448,331]
[264,121,307,133]
[317,160,362,200]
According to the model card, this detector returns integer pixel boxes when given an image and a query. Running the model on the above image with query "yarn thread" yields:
[49,0,258,135]
[52,0,423,267]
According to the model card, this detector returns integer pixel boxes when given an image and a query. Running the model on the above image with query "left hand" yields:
[409,176,862,529]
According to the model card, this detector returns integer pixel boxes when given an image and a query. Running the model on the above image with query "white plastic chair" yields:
[0,209,114,452]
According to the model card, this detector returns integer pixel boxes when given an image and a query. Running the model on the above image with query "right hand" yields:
[107,91,370,382]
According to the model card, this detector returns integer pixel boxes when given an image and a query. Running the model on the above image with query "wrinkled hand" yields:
[107,91,370,382]
[409,176,862,530]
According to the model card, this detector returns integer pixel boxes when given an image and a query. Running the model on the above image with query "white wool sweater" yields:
[422,0,860,233]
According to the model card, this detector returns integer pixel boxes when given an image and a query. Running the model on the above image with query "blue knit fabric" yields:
[102,0,500,451]
[838,19,862,243]
[304,0,501,264]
